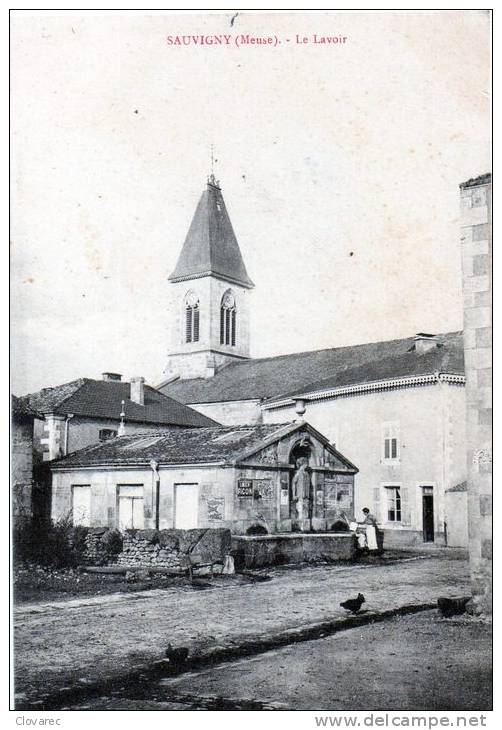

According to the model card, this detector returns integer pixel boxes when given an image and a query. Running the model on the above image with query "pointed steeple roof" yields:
[169,176,254,289]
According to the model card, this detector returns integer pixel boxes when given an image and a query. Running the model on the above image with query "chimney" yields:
[414,333,438,354]
[102,372,122,381]
[130,376,145,406]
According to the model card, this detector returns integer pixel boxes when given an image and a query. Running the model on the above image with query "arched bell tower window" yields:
[220,290,236,346]
[184,291,200,343]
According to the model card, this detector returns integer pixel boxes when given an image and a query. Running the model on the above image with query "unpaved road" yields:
[14,552,471,707]
[61,612,492,711]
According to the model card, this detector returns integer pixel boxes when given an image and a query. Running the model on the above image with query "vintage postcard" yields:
[10,8,492,720]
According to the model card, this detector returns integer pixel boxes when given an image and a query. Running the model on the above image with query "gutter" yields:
[262,372,466,410]
[50,461,228,472]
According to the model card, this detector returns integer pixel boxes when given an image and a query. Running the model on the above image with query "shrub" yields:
[99,530,123,561]
[13,512,88,568]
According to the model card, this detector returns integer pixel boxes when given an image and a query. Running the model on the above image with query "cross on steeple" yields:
[208,144,220,188]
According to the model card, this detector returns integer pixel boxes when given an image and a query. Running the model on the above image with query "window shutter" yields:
[373,487,381,520]
[193,306,199,342]
[400,487,411,525]
[220,307,225,345]
[231,308,236,346]
[186,307,192,343]
[225,308,230,345]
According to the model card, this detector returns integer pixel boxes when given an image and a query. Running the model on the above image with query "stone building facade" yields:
[459,173,492,614]
[18,373,217,521]
[50,422,358,535]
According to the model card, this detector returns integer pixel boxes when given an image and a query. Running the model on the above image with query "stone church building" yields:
[158,175,468,547]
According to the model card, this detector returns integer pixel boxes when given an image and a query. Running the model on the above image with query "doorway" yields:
[422,487,434,542]
[174,483,199,529]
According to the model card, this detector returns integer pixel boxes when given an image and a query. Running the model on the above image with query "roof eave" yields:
[168,270,255,289]
[262,371,466,408]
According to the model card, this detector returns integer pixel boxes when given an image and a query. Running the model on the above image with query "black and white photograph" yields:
[10,7,492,720]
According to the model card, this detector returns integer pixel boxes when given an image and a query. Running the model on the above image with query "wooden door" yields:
[422,494,434,542]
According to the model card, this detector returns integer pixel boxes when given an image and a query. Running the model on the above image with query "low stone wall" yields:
[83,528,123,566]
[231,532,357,569]
[114,528,232,572]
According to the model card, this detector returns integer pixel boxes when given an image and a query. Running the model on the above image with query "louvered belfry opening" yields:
[220,290,236,346]
[184,291,200,343]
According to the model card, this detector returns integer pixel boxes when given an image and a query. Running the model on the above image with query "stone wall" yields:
[114,528,232,571]
[232,533,357,569]
[68,527,232,571]
[12,416,35,520]
[460,174,492,615]
[82,528,123,566]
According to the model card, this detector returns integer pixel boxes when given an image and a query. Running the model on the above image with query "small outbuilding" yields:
[51,421,358,535]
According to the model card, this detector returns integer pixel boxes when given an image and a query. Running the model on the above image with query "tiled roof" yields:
[22,379,218,428]
[159,332,464,405]
[11,395,42,420]
[459,173,491,189]
[287,340,465,399]
[168,178,254,288]
[51,422,358,471]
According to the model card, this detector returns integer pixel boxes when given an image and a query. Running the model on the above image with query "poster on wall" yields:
[205,497,225,521]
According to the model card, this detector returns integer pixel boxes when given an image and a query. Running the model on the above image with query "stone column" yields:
[459,174,492,616]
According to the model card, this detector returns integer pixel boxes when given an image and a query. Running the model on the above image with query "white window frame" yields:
[382,483,403,525]
[381,421,400,464]
[117,484,144,531]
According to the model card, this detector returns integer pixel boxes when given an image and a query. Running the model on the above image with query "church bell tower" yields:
[164,175,254,380]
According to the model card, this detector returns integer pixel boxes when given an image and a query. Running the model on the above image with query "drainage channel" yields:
[19,602,437,711]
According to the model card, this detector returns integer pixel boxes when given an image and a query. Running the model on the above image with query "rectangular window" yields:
[382,422,400,462]
[72,485,91,526]
[118,484,144,531]
[174,483,199,530]
[385,486,402,522]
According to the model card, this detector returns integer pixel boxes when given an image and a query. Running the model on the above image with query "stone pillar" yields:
[459,173,492,616]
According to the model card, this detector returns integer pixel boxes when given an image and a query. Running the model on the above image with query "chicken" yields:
[165,643,189,665]
[437,596,471,618]
[340,593,365,613]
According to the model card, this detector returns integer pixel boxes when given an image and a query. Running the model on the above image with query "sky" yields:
[11,10,491,395]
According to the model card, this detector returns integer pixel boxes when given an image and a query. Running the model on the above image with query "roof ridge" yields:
[25,377,87,407]
[220,330,462,368]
